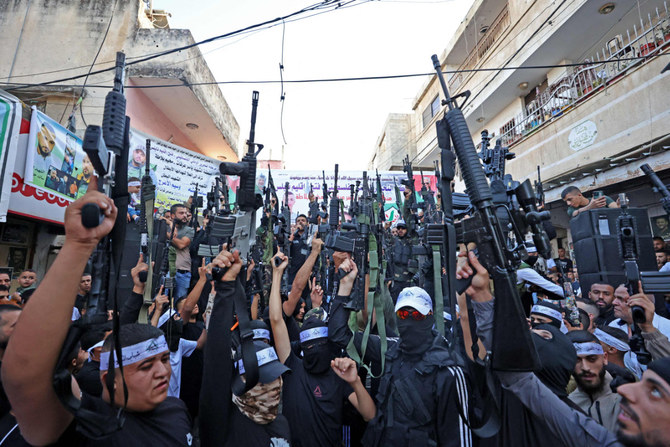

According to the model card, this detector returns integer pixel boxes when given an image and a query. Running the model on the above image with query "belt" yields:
[177,269,190,274]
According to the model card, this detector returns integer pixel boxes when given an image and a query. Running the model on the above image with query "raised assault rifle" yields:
[432,54,539,371]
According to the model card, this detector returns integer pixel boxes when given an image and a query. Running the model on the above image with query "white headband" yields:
[99,336,169,370]
[300,326,328,344]
[128,181,141,187]
[594,328,630,352]
[573,341,604,356]
[531,305,562,322]
[158,309,177,328]
[237,347,279,374]
[87,340,104,354]
[252,329,271,340]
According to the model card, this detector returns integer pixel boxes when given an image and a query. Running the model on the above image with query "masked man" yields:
[270,252,376,446]
[330,259,471,447]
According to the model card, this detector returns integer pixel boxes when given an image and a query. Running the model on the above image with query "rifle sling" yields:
[346,211,387,378]
[231,275,260,396]
[431,246,445,336]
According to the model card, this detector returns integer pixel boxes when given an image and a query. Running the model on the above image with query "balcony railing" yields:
[499,1,670,147]
[449,5,510,91]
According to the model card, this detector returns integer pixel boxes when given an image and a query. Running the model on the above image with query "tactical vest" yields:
[363,334,459,447]
[391,237,416,282]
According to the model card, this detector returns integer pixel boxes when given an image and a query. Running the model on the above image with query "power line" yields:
[4,0,363,92]
[75,0,118,128]
[2,55,665,91]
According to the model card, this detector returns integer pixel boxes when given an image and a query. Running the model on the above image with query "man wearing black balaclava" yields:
[270,252,376,447]
[499,322,580,446]
[329,258,472,447]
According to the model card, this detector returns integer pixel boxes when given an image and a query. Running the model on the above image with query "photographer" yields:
[561,186,619,218]
[2,177,194,446]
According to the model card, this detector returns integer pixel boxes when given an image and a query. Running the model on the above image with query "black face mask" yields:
[532,324,576,398]
[397,314,434,354]
[526,255,538,266]
[302,341,332,375]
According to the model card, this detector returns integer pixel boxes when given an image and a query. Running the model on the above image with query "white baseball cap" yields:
[395,287,433,315]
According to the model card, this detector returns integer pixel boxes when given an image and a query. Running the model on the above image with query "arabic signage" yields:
[257,170,437,223]
[568,120,598,151]
[128,129,218,211]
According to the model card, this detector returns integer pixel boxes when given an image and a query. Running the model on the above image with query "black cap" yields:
[236,341,290,384]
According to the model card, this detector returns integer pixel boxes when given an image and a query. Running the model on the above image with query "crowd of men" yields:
[0,172,669,447]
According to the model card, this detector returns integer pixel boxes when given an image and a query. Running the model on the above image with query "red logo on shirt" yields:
[313,386,322,398]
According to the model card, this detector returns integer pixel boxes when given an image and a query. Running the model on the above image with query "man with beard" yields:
[566,330,622,432]
[459,249,670,447]
[270,252,376,447]
[589,282,616,326]
[34,122,56,175]
[168,204,194,299]
[610,284,670,341]
[288,214,310,291]
[127,144,157,185]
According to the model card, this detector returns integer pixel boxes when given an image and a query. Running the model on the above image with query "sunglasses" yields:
[396,309,432,320]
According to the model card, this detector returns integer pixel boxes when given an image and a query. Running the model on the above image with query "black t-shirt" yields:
[56,394,192,446]
[0,361,10,420]
[553,257,573,273]
[0,413,31,446]
[282,352,352,447]
[180,321,205,419]
[225,406,291,446]
[76,360,103,397]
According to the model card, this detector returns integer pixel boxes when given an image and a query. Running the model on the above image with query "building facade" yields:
[372,0,670,248]
[0,0,240,284]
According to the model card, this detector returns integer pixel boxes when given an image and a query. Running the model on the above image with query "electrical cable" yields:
[279,19,288,145]
[2,54,665,91]
[5,0,362,92]
[69,0,118,128]
[0,0,367,82]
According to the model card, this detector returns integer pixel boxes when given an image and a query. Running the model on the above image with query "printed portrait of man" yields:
[34,122,57,174]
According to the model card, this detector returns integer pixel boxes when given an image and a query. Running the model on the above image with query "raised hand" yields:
[63,176,117,250]
[272,251,289,273]
[331,357,359,384]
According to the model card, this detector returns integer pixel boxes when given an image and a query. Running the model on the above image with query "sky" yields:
[153,0,474,170]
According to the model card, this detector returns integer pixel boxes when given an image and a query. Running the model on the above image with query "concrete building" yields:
[0,0,239,162]
[372,0,670,248]
[0,0,240,282]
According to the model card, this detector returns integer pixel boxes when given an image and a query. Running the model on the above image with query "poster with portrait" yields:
[24,107,91,201]
[0,91,22,222]
[7,247,27,277]
[651,215,670,240]
[128,129,219,211]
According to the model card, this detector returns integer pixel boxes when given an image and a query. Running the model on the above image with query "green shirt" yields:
[567,195,614,218]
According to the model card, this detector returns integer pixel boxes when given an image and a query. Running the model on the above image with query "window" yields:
[499,118,516,146]
[422,95,441,128]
